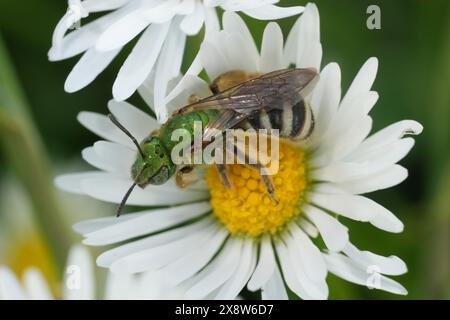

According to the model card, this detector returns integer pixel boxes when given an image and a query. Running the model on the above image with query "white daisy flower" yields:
[57,4,422,299]
[0,245,178,300]
[49,0,304,122]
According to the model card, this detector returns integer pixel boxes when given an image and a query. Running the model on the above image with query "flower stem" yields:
[0,33,71,272]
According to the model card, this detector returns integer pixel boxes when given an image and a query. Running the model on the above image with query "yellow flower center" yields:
[206,142,307,237]
[7,232,60,296]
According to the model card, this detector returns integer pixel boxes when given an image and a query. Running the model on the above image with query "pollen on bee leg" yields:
[206,142,308,237]
[176,165,198,188]
[188,94,201,104]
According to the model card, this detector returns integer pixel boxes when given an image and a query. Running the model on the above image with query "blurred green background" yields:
[0,0,449,299]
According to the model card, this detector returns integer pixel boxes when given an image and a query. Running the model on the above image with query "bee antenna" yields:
[108,113,146,159]
[116,181,137,217]
[115,166,148,217]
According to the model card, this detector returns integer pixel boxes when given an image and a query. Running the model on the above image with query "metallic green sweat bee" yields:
[109,68,319,216]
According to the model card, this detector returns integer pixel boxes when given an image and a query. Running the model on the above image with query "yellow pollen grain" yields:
[206,142,307,237]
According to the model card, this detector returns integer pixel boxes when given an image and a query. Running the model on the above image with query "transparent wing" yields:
[175,68,319,120]
[195,68,319,140]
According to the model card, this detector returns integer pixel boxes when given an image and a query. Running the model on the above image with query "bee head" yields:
[131,136,176,188]
[107,114,176,217]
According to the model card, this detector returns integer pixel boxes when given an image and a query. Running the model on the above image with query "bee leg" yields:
[258,172,277,204]
[231,142,278,204]
[176,165,198,188]
[216,164,231,189]
[188,94,201,104]
[250,164,278,205]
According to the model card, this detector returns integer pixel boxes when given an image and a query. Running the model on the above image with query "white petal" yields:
[343,243,407,276]
[48,5,132,61]
[298,43,322,71]
[23,269,53,300]
[283,15,301,65]
[340,57,378,110]
[96,216,214,267]
[163,57,206,108]
[260,22,284,73]
[274,241,313,300]
[141,74,193,115]
[113,22,170,101]
[312,162,375,183]
[104,272,134,300]
[335,91,379,125]
[214,239,256,299]
[74,212,140,235]
[142,0,178,24]
[283,236,329,299]
[83,0,131,12]
[165,75,211,110]
[346,137,415,165]
[286,223,327,283]
[51,11,84,62]
[154,23,186,123]
[159,227,229,286]
[204,5,220,37]
[109,223,220,274]
[95,2,155,52]
[324,252,407,295]
[303,205,349,252]
[243,4,304,20]
[247,235,276,291]
[311,187,404,233]
[299,219,319,238]
[335,165,408,195]
[200,40,231,81]
[349,120,423,158]
[79,173,208,206]
[313,139,414,183]
[222,12,259,69]
[82,141,134,175]
[222,31,258,72]
[65,48,120,92]
[295,3,321,69]
[204,0,223,7]
[169,28,188,79]
[369,204,404,233]
[82,202,211,245]
[108,100,159,141]
[220,0,277,11]
[309,192,380,222]
[0,267,27,300]
[261,264,288,300]
[55,171,104,194]
[316,91,378,156]
[309,62,341,145]
[313,116,373,166]
[186,238,243,299]
[77,111,135,148]
[180,3,205,35]
[173,0,195,15]
[63,245,95,300]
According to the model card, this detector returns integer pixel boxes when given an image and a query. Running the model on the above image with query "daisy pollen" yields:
[208,143,307,237]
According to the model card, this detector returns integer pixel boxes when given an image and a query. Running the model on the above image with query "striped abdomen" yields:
[242,100,315,140]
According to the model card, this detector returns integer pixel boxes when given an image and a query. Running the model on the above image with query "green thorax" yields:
[159,109,219,151]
